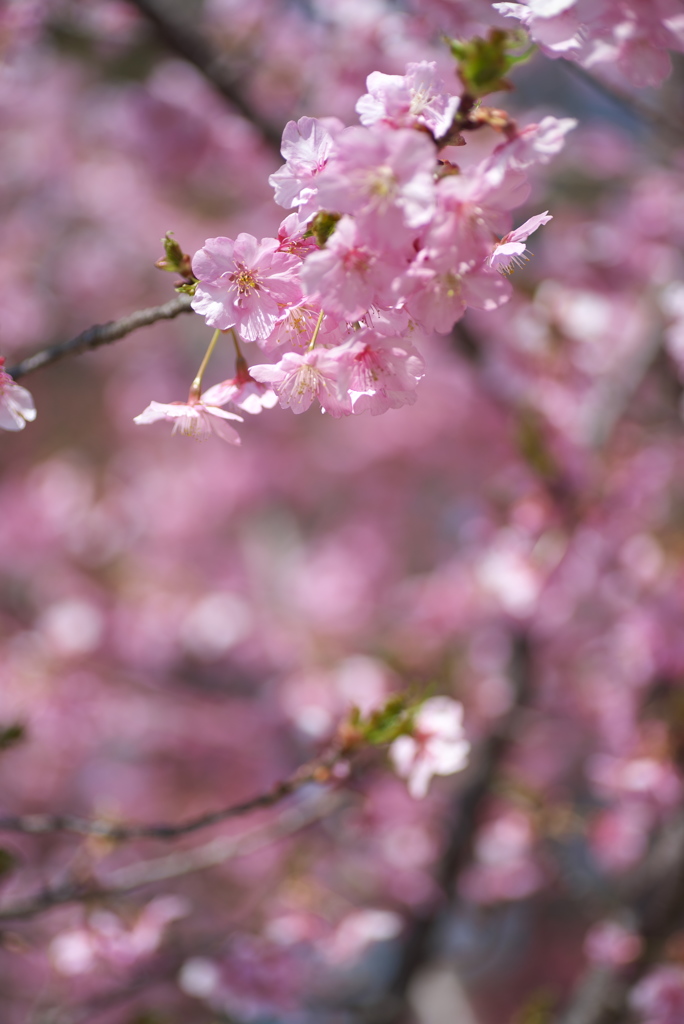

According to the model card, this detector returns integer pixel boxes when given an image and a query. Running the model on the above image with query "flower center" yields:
[231,262,261,295]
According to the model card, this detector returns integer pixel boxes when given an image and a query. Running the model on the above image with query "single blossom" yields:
[191,234,302,342]
[356,61,460,139]
[202,366,278,416]
[249,348,351,417]
[390,696,470,799]
[315,125,437,250]
[396,252,511,334]
[336,332,425,415]
[488,211,553,273]
[262,301,347,352]
[276,212,319,258]
[133,396,244,443]
[0,359,36,431]
[299,215,404,320]
[269,116,344,212]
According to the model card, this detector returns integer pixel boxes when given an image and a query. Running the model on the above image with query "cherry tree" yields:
[1,2,684,1023]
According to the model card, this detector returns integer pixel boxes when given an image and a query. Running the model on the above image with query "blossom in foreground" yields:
[390,696,470,799]
[0,359,36,431]
[202,358,278,415]
[191,234,301,342]
[269,116,343,212]
[356,60,460,139]
[250,349,351,417]
[315,125,437,249]
[133,397,244,443]
[299,215,403,320]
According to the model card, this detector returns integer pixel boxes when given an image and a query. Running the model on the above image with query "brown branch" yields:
[127,0,283,152]
[8,293,194,381]
[0,790,348,922]
[560,60,684,147]
[0,740,351,842]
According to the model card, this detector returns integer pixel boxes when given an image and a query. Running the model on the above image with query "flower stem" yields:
[308,309,325,351]
[189,328,221,398]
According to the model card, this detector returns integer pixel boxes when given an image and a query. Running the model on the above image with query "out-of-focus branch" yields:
[8,294,194,381]
[0,740,352,841]
[0,790,349,922]
[126,0,283,152]
[555,811,684,1024]
[561,60,684,145]
[376,632,533,1022]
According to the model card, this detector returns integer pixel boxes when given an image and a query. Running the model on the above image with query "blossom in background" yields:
[390,696,470,799]
[584,920,642,967]
[631,965,684,1024]
[191,234,302,342]
[0,358,36,431]
[133,396,244,443]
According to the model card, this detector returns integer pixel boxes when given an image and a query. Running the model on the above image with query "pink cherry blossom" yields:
[397,253,511,334]
[356,61,460,139]
[337,332,425,415]
[631,966,684,1024]
[584,920,642,967]
[299,215,404,320]
[390,696,470,799]
[202,368,278,416]
[249,348,352,417]
[488,211,553,273]
[191,234,302,342]
[269,115,344,211]
[262,301,347,352]
[133,396,244,443]
[494,2,584,56]
[315,125,437,249]
[0,359,36,431]
[276,213,319,258]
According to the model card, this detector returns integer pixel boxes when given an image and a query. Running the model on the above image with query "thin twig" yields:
[561,60,684,145]
[8,294,194,381]
[127,0,283,152]
[0,790,349,922]
[0,741,351,841]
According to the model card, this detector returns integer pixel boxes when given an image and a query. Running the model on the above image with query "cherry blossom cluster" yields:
[134,60,574,444]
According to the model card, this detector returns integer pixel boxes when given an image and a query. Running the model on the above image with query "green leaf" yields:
[155,231,194,278]
[447,29,536,98]
[0,848,17,879]
[0,723,26,753]
[308,211,341,247]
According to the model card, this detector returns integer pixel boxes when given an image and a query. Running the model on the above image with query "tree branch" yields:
[126,0,283,152]
[7,294,194,381]
[0,790,349,922]
[0,740,352,841]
